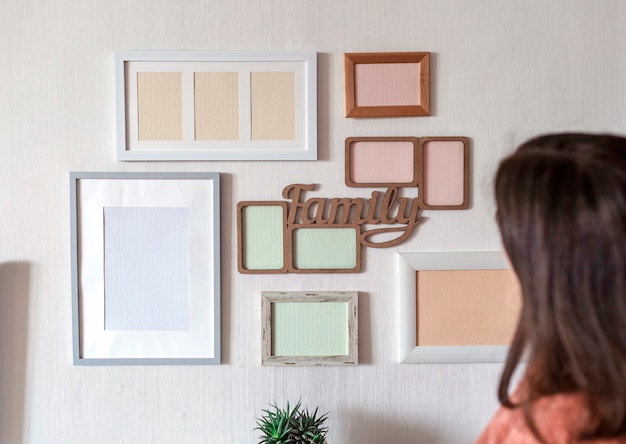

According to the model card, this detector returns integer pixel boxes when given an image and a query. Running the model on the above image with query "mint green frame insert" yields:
[237,201,287,273]
[261,291,358,366]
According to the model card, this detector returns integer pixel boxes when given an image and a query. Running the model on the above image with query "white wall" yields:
[1,1,625,442]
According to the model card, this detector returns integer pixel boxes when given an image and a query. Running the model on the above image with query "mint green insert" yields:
[272,302,349,356]
[292,227,357,269]
[242,205,284,270]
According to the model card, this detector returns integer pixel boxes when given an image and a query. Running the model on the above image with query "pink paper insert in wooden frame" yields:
[344,52,430,118]
[345,137,419,188]
[419,137,469,210]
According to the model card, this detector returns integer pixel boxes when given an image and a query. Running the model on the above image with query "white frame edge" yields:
[398,251,511,364]
[114,50,317,161]
[70,171,221,365]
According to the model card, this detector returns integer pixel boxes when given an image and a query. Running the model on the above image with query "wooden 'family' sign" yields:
[237,136,469,274]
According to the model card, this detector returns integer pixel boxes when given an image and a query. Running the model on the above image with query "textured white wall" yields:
[1,0,625,443]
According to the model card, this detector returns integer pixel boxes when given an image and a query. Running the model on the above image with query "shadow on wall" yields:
[340,409,445,444]
[219,172,233,365]
[0,262,31,444]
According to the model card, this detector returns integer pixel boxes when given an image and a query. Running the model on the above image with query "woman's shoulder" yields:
[474,394,545,444]
[475,393,626,444]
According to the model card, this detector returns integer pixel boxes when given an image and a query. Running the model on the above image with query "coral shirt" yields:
[475,393,626,444]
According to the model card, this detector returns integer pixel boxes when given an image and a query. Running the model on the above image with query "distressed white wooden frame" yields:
[262,291,358,366]
[115,51,317,161]
[70,172,221,365]
[398,251,512,364]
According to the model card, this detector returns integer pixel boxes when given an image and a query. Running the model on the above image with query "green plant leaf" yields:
[256,400,328,444]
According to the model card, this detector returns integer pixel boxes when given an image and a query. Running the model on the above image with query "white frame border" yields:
[115,50,317,161]
[398,251,512,364]
[70,171,221,365]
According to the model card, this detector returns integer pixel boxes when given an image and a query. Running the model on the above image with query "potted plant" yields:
[255,400,329,444]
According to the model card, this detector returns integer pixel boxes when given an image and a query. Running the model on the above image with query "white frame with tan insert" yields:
[398,251,516,364]
[115,51,317,161]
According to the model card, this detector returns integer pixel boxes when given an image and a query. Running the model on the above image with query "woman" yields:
[476,133,626,443]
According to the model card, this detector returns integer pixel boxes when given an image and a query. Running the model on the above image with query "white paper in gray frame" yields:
[103,207,190,331]
[79,178,215,360]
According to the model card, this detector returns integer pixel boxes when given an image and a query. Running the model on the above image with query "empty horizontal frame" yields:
[115,51,317,160]
[262,291,358,366]
[237,202,362,274]
[398,251,520,364]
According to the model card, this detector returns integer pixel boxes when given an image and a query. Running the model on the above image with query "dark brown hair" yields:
[495,133,626,440]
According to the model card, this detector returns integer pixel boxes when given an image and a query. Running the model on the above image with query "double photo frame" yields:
[344,136,470,210]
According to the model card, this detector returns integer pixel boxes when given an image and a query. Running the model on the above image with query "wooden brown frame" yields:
[418,137,470,210]
[344,52,430,118]
[262,291,359,366]
[345,136,420,188]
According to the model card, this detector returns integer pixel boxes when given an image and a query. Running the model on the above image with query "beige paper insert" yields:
[194,72,239,140]
[137,72,183,141]
[250,72,296,141]
[417,269,521,346]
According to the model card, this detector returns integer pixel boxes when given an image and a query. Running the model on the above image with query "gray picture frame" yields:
[70,171,221,365]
